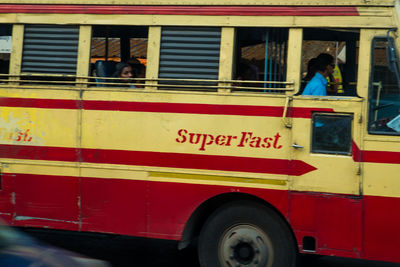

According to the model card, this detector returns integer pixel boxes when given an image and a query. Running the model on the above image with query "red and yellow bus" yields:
[0,0,400,266]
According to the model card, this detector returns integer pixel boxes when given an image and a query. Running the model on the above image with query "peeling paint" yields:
[0,113,44,145]
[14,215,79,224]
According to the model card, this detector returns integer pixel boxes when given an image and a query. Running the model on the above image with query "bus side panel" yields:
[80,177,147,236]
[147,181,289,240]
[0,173,14,222]
[290,192,362,257]
[363,195,400,263]
[13,173,80,223]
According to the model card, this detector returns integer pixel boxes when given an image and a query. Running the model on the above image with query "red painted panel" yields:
[290,192,362,257]
[13,174,79,222]
[2,171,400,263]
[363,195,400,263]
[0,5,360,16]
[315,195,362,253]
[0,173,14,217]
[80,177,147,237]
[148,181,290,240]
[0,97,334,118]
[0,97,79,109]
[0,144,78,162]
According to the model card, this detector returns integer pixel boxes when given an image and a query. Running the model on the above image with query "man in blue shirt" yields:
[302,53,336,96]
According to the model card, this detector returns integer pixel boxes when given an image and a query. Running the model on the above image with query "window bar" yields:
[273,29,278,89]
[268,31,273,87]
[264,29,269,89]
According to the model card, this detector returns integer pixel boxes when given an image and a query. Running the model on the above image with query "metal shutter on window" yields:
[159,27,221,86]
[21,25,79,75]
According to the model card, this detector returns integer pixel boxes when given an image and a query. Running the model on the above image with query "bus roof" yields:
[0,0,395,6]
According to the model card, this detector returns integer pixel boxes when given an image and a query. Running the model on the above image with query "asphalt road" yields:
[23,229,400,267]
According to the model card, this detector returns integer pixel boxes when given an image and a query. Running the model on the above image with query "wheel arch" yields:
[178,192,298,251]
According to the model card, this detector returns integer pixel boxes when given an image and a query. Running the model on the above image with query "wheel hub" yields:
[219,225,273,267]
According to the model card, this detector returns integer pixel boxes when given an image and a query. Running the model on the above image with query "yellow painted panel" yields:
[364,139,400,152]
[2,14,394,28]
[0,107,78,147]
[9,24,23,84]
[2,162,79,177]
[81,167,147,181]
[0,88,80,100]
[82,110,291,158]
[145,26,161,91]
[218,27,235,93]
[286,28,303,94]
[148,171,288,190]
[289,98,363,195]
[363,163,400,198]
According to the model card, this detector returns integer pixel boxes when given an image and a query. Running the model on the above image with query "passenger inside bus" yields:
[131,62,146,88]
[91,25,148,88]
[112,62,135,88]
[302,53,338,96]
[302,28,360,96]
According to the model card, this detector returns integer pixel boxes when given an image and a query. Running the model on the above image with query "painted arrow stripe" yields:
[352,142,400,164]
[0,144,316,176]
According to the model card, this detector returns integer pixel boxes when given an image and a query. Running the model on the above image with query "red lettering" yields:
[225,135,237,146]
[249,136,262,148]
[238,132,252,147]
[189,133,201,144]
[23,129,32,142]
[15,131,23,141]
[261,137,272,148]
[215,135,226,145]
[273,133,282,149]
[199,134,214,151]
[176,129,187,143]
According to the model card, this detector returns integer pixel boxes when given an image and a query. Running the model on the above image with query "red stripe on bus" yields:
[0,97,80,109]
[0,97,334,118]
[0,5,360,16]
[353,142,400,164]
[0,144,316,176]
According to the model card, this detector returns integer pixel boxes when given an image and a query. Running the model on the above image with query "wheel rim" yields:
[218,224,273,267]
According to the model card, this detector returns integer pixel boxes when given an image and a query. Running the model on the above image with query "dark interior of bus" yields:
[0,24,12,77]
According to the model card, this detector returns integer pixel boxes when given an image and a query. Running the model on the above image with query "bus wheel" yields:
[198,201,296,267]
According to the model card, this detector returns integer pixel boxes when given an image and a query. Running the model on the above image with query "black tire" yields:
[198,201,297,267]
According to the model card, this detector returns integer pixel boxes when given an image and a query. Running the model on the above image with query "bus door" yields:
[287,27,364,255]
[288,97,363,254]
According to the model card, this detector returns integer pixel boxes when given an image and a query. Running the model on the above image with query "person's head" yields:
[113,62,133,80]
[132,63,146,78]
[304,57,318,81]
[315,53,335,77]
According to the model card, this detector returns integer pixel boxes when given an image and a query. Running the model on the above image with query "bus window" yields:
[368,37,400,135]
[234,27,288,93]
[91,26,148,88]
[20,24,79,85]
[301,28,360,96]
[0,24,11,80]
[158,26,221,91]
